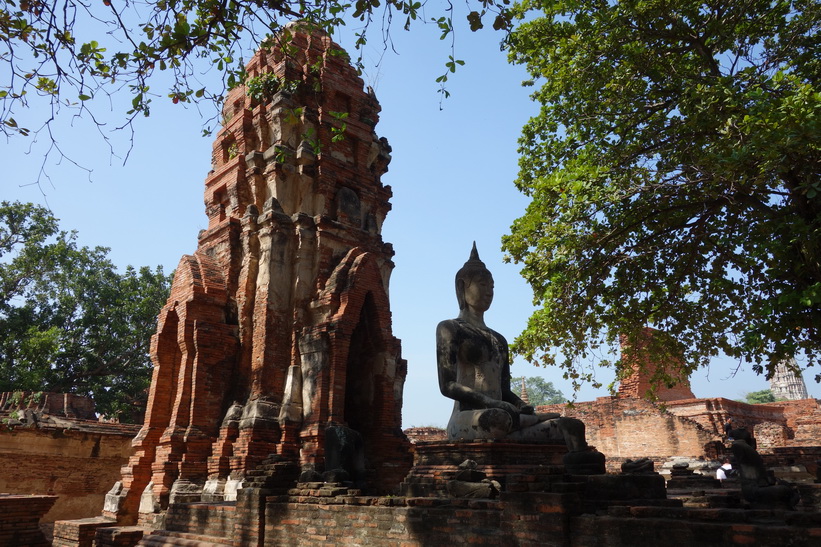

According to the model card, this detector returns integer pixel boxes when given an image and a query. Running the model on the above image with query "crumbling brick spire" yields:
[105,23,410,525]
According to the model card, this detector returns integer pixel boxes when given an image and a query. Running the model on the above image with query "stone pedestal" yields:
[666,464,721,490]
[0,494,57,547]
[400,440,569,497]
[584,474,667,501]
[797,483,821,512]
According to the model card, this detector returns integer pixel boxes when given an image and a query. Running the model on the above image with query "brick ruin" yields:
[0,393,138,524]
[0,391,97,420]
[32,25,821,547]
[0,494,56,546]
[537,336,821,477]
[103,23,410,525]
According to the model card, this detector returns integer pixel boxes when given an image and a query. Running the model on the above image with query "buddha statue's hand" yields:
[494,401,521,429]
[519,405,535,415]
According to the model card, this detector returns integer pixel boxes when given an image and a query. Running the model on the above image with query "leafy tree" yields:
[0,0,511,169]
[743,389,778,404]
[0,201,171,421]
[517,375,565,406]
[501,0,821,392]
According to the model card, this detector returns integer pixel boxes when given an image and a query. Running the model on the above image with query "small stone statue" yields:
[446,459,502,499]
[728,426,756,450]
[730,439,799,510]
[437,244,603,473]
[622,458,655,474]
[324,425,366,487]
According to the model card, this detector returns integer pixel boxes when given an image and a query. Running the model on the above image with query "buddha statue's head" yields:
[455,242,494,311]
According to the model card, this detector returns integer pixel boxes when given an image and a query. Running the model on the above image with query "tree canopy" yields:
[519,375,565,406]
[501,0,820,391]
[0,0,511,167]
[0,201,171,421]
[743,389,780,404]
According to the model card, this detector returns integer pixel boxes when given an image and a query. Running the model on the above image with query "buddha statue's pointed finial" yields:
[461,241,486,271]
[454,242,491,310]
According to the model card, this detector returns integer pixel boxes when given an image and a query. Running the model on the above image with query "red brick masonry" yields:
[0,494,57,546]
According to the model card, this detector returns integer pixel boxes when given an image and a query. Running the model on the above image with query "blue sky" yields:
[3,14,812,427]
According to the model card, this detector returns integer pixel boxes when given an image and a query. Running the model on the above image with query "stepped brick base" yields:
[573,505,821,546]
[261,491,821,546]
[138,530,234,546]
[52,516,116,547]
[0,494,56,547]
[95,526,148,547]
[165,502,236,538]
[51,482,821,547]
[263,494,578,545]
[400,440,568,496]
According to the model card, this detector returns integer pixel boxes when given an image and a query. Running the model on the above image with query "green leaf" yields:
[0,201,172,420]
[467,11,483,32]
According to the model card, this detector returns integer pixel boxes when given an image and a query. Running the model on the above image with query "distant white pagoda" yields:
[769,358,809,400]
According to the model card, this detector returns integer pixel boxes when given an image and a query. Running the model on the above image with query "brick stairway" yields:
[132,455,300,547]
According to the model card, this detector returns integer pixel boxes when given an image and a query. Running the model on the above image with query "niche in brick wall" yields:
[343,291,383,454]
[153,310,182,419]
[220,136,238,166]
[336,187,362,227]
[211,187,228,223]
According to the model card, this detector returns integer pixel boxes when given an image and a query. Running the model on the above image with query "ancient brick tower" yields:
[106,24,410,522]
[617,328,696,401]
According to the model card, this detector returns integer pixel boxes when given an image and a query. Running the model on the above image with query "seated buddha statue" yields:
[437,244,604,473]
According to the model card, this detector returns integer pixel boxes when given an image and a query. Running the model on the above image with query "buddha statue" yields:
[437,244,604,472]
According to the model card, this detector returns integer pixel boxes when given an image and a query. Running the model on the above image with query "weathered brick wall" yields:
[256,493,821,547]
[570,507,821,547]
[664,397,790,436]
[754,421,790,452]
[539,397,717,463]
[760,398,821,445]
[765,399,819,429]
[794,412,821,446]
[536,395,821,472]
[618,372,696,402]
[0,494,56,547]
[400,441,567,497]
[165,502,236,537]
[0,391,97,419]
[664,397,821,446]
[264,493,576,547]
[52,517,116,547]
[403,426,447,443]
[0,425,135,522]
